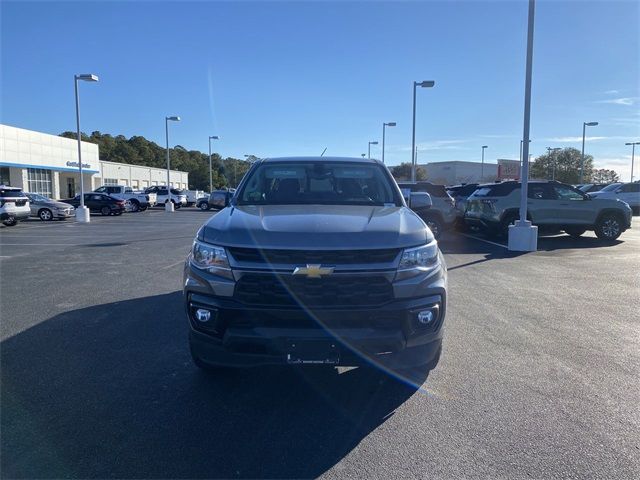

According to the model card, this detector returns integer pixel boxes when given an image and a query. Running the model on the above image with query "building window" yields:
[0,167,10,186]
[103,178,118,186]
[27,168,52,197]
[131,180,139,189]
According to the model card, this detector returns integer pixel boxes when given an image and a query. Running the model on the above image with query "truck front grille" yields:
[227,247,400,265]
[234,273,394,307]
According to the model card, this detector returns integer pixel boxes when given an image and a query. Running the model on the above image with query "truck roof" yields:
[258,156,381,164]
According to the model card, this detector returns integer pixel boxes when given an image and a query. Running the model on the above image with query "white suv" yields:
[0,186,31,227]
[589,182,640,213]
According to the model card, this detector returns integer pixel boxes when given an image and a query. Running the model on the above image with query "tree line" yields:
[60,131,251,190]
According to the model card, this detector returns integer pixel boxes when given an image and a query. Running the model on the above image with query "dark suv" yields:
[464,181,632,240]
[184,157,447,374]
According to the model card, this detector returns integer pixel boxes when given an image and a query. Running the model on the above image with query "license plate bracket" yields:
[285,340,340,365]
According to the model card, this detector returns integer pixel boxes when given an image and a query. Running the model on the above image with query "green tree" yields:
[591,168,620,184]
[389,162,427,181]
[530,147,593,184]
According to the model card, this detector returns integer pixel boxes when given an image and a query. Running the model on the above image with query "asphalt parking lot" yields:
[1,210,639,479]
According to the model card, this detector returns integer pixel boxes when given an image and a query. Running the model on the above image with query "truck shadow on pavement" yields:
[1,292,427,479]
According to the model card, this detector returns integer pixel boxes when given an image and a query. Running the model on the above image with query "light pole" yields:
[382,122,396,164]
[546,147,561,180]
[481,145,488,181]
[208,136,219,193]
[625,142,639,181]
[580,121,598,183]
[411,80,435,182]
[509,0,537,252]
[361,153,366,158]
[165,116,180,212]
[368,141,378,159]
[73,73,99,223]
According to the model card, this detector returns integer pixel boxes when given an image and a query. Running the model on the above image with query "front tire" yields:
[2,216,17,227]
[494,213,519,239]
[38,208,53,221]
[199,202,210,211]
[594,213,623,241]
[127,200,140,212]
[100,206,111,216]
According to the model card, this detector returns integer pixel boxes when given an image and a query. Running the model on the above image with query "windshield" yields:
[599,183,621,192]
[237,162,401,206]
[26,193,48,202]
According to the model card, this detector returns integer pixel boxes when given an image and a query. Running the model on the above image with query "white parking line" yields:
[456,232,509,249]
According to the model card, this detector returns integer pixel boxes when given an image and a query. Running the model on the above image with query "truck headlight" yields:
[398,241,439,272]
[191,239,231,277]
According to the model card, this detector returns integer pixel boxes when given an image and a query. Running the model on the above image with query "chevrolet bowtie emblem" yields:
[292,264,334,278]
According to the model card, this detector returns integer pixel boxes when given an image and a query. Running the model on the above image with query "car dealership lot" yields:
[1,211,638,479]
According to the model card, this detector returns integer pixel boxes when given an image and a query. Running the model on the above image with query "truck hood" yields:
[200,204,432,249]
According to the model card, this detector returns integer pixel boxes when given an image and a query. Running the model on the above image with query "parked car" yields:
[578,183,609,194]
[144,186,187,208]
[185,156,446,373]
[25,192,75,221]
[196,189,235,211]
[93,185,156,212]
[464,181,632,241]
[62,193,125,216]
[182,189,207,207]
[589,182,640,213]
[397,182,457,238]
[446,183,479,228]
[0,185,30,226]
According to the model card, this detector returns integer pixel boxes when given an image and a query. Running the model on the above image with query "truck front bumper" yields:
[186,292,445,369]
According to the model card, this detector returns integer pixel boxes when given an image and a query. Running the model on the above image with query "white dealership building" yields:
[419,159,521,185]
[0,124,189,199]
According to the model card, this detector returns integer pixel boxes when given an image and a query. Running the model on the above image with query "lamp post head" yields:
[210,135,219,140]
[585,121,598,127]
[166,116,180,122]
[482,145,488,149]
[361,153,366,158]
[416,80,435,88]
[385,122,397,127]
[625,142,640,146]
[369,141,378,145]
[76,74,99,82]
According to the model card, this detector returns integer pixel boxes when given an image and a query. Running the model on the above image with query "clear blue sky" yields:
[2,1,639,179]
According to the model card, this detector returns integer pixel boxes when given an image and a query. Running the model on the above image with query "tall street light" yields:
[580,121,598,183]
[360,153,366,158]
[626,142,640,181]
[367,141,378,159]
[481,145,488,180]
[208,135,219,193]
[411,80,435,182]
[382,122,396,164]
[73,73,99,223]
[509,0,537,252]
[165,116,180,212]
[546,147,561,180]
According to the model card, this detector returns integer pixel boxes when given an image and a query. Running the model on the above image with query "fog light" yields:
[195,308,211,323]
[417,305,440,325]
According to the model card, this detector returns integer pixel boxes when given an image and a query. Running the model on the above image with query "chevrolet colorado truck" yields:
[184,157,447,373]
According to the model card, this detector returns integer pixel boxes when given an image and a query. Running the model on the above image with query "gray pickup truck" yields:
[184,157,447,374]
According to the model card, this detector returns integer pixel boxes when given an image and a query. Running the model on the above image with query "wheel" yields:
[594,213,623,241]
[421,214,443,239]
[114,211,123,216]
[38,208,53,221]
[175,202,181,210]
[139,205,148,212]
[100,206,111,216]
[2,216,18,227]
[199,202,210,211]
[495,213,519,239]
[127,200,140,212]
[565,227,586,238]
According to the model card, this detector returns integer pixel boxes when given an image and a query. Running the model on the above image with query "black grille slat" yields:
[235,274,393,307]
[228,247,399,265]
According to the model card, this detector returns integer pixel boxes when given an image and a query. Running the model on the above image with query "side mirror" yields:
[210,192,229,209]
[409,192,432,210]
